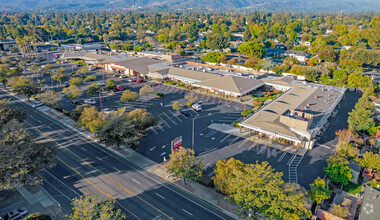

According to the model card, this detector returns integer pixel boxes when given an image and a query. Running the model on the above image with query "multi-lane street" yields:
[0,88,235,219]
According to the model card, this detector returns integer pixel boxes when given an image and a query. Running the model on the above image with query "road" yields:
[0,88,234,220]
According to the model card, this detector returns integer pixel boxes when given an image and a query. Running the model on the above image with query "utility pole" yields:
[99,89,103,112]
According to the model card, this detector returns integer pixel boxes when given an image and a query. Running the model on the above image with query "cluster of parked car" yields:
[2,208,28,220]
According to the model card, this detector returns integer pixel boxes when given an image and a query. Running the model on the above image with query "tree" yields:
[305,69,318,82]
[238,42,266,58]
[68,193,125,220]
[51,71,66,85]
[104,79,116,91]
[224,160,311,219]
[333,69,348,86]
[200,52,226,63]
[243,27,252,41]
[206,33,229,50]
[120,90,139,102]
[355,152,380,170]
[213,158,245,195]
[351,49,380,67]
[42,64,53,70]
[185,92,197,106]
[348,87,374,131]
[77,106,107,133]
[35,91,62,110]
[70,104,90,121]
[329,204,350,219]
[187,23,199,43]
[63,85,82,101]
[324,155,353,185]
[6,76,39,100]
[69,77,83,86]
[172,101,182,111]
[139,85,154,97]
[309,177,331,205]
[166,146,205,184]
[95,116,139,149]
[127,109,158,132]
[0,100,26,126]
[0,120,56,190]
[87,84,100,96]
[77,67,89,76]
[85,75,96,82]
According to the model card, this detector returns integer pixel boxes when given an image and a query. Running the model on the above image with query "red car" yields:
[136,78,144,83]
[116,85,125,91]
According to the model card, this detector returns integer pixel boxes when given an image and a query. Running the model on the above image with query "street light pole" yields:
[192,114,198,152]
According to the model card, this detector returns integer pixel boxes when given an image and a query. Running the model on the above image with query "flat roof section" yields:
[115,57,161,75]
[167,67,221,83]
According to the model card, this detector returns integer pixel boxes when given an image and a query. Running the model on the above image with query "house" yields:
[284,49,311,62]
[349,161,361,185]
[0,39,18,51]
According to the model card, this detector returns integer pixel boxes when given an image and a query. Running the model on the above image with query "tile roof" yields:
[115,57,161,75]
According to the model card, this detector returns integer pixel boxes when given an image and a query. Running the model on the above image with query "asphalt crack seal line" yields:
[26,121,174,220]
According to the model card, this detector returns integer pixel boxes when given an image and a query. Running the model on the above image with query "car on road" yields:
[119,75,127,78]
[97,82,106,86]
[129,78,138,82]
[3,208,28,220]
[32,101,44,108]
[88,66,96,71]
[102,108,114,114]
[181,110,191,116]
[84,99,96,105]
[136,78,144,83]
[191,103,202,111]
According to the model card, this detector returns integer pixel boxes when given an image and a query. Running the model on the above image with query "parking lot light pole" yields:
[192,114,199,152]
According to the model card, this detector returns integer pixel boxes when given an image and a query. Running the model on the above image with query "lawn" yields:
[343,179,363,195]
[369,180,380,189]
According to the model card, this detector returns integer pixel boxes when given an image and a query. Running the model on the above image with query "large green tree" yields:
[0,99,26,126]
[120,90,139,102]
[6,76,39,100]
[63,85,83,101]
[237,42,266,58]
[309,177,331,205]
[127,109,158,132]
[166,146,205,184]
[355,151,380,170]
[324,155,353,185]
[35,91,62,110]
[0,120,56,190]
[68,193,125,220]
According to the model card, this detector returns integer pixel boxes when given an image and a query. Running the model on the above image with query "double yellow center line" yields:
[27,121,173,220]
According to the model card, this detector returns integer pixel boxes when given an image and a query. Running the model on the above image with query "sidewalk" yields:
[4,90,239,219]
[209,123,307,156]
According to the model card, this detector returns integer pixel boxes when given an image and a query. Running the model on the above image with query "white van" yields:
[192,103,202,111]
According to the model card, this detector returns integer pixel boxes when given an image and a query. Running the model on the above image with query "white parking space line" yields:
[168,110,182,122]
[132,178,141,184]
[257,145,266,154]
[113,167,120,172]
[229,136,240,145]
[149,127,159,135]
[158,116,171,128]
[155,193,166,200]
[96,156,102,161]
[163,112,177,125]
[156,122,165,132]
[237,139,249,148]
[278,151,287,162]
[220,134,231,143]
[182,209,193,216]
[160,152,166,156]
[81,147,87,151]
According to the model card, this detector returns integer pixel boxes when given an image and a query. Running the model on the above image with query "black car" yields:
[181,110,191,116]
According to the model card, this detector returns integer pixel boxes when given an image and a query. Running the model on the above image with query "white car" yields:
[32,101,44,108]
[88,67,96,71]
[84,99,96,105]
[97,82,106,86]
[191,103,202,111]
[119,75,127,78]
[3,208,28,220]
[102,108,114,114]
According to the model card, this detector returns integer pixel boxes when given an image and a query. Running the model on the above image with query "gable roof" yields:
[194,75,264,96]
[115,57,161,75]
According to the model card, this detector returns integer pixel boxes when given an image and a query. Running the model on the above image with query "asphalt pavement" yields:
[0,88,235,220]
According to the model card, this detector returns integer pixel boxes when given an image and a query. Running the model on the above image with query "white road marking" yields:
[278,151,287,162]
[132,178,141,184]
[319,144,331,149]
[160,152,166,156]
[229,136,240,145]
[43,178,72,201]
[163,112,177,125]
[162,145,166,148]
[96,156,102,161]
[182,209,193,216]
[81,147,87,151]
[220,134,231,143]
[44,170,80,196]
[169,110,183,122]
[155,193,166,200]
[150,147,156,151]
[113,167,120,172]
[237,139,249,148]
[158,116,171,128]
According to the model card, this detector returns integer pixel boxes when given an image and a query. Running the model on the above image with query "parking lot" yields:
[21,59,361,189]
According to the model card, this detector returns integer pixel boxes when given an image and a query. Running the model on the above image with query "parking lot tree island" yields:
[104,79,116,91]
[35,91,62,110]
[63,85,82,102]
[166,146,205,185]
[172,100,182,112]
[6,76,39,100]
[120,90,139,102]
[87,84,100,96]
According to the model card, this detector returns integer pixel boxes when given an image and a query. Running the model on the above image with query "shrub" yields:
[234,121,240,127]
[253,99,264,107]
[178,83,186,87]
[187,101,192,107]
[85,75,96,82]
[241,109,254,117]
[156,92,164,97]
[258,96,269,102]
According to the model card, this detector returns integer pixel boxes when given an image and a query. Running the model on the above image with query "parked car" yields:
[116,85,125,91]
[119,75,127,78]
[64,81,70,87]
[3,208,28,220]
[191,103,202,111]
[129,78,138,82]
[97,82,106,86]
[136,78,144,83]
[88,66,96,71]
[113,74,120,78]
[102,108,114,114]
[181,110,191,116]
[32,101,44,108]
[84,99,96,105]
